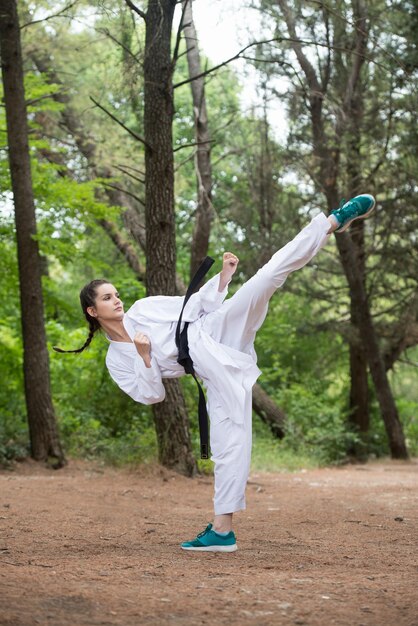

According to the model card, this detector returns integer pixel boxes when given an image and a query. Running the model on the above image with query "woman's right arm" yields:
[133,332,152,368]
[106,347,165,405]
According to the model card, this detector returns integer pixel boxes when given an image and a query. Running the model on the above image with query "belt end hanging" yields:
[200,444,209,460]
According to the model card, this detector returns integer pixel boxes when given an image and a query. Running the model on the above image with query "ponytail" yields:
[53,279,109,354]
[53,318,100,354]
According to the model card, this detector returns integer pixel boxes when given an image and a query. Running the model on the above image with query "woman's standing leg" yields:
[209,386,253,522]
[204,213,332,536]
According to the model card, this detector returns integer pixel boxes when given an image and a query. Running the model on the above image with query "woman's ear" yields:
[87,306,97,318]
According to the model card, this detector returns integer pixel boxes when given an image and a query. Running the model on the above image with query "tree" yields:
[251,0,410,458]
[29,0,197,475]
[140,0,197,475]
[13,0,415,466]
[0,0,65,467]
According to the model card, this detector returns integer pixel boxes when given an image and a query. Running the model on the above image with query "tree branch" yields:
[306,0,408,73]
[172,0,190,67]
[115,165,145,184]
[174,35,387,89]
[21,1,78,29]
[117,163,145,176]
[173,139,213,153]
[95,27,139,61]
[89,97,151,150]
[26,92,62,107]
[124,0,146,21]
[99,218,145,280]
[173,39,280,89]
[101,182,145,206]
[276,0,321,92]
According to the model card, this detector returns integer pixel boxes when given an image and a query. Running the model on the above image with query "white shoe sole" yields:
[181,543,238,552]
[336,194,376,233]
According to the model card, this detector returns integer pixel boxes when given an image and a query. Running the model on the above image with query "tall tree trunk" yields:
[348,327,369,457]
[343,247,407,459]
[182,0,214,279]
[332,4,407,456]
[328,191,408,460]
[143,0,196,475]
[31,39,194,474]
[0,0,65,467]
[346,104,370,456]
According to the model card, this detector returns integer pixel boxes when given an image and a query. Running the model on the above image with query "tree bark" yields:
[182,0,214,279]
[348,331,369,457]
[143,0,197,475]
[143,0,176,295]
[334,228,408,459]
[346,89,370,455]
[252,384,285,438]
[0,0,65,467]
[153,379,196,475]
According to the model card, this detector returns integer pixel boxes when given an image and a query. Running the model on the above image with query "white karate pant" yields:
[207,213,331,515]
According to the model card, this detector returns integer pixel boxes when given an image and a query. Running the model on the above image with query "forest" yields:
[0,0,417,474]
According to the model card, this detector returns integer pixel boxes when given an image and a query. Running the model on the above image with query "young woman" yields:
[56,194,375,552]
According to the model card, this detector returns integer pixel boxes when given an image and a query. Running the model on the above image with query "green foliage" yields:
[0,326,28,467]
[0,225,27,465]
[277,384,359,464]
[0,0,416,472]
[48,321,157,464]
[252,419,322,472]
[390,351,418,456]
[59,410,157,466]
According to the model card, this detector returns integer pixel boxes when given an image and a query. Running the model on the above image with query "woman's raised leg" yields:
[207,212,331,354]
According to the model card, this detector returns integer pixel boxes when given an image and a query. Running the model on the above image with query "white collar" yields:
[105,314,135,348]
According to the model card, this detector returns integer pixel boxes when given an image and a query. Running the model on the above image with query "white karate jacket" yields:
[105,274,261,425]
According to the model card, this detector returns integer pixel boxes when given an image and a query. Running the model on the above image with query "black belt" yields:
[175,257,215,459]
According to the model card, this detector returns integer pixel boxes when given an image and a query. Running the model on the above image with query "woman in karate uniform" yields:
[57,194,375,552]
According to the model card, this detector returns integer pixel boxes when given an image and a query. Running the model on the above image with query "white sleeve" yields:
[106,347,165,405]
[184,272,228,317]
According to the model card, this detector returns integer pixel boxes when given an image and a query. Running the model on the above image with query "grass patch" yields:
[251,434,322,472]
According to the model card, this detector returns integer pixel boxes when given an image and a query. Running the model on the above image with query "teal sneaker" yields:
[331,194,376,233]
[181,523,238,552]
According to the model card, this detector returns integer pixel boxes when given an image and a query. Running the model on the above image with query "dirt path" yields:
[1,459,417,626]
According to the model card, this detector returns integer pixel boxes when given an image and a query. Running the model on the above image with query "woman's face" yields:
[87,283,124,323]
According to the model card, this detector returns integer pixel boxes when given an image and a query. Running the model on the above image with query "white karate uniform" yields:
[106,213,331,515]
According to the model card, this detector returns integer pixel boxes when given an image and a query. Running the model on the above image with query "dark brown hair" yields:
[53,279,110,354]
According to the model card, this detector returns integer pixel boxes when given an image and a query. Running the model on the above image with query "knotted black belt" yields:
[175,256,215,459]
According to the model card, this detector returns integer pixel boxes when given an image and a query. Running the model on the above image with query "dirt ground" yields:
[0,459,417,626]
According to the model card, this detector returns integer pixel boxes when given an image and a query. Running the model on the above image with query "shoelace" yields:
[335,198,362,223]
[197,525,211,538]
[339,197,362,214]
